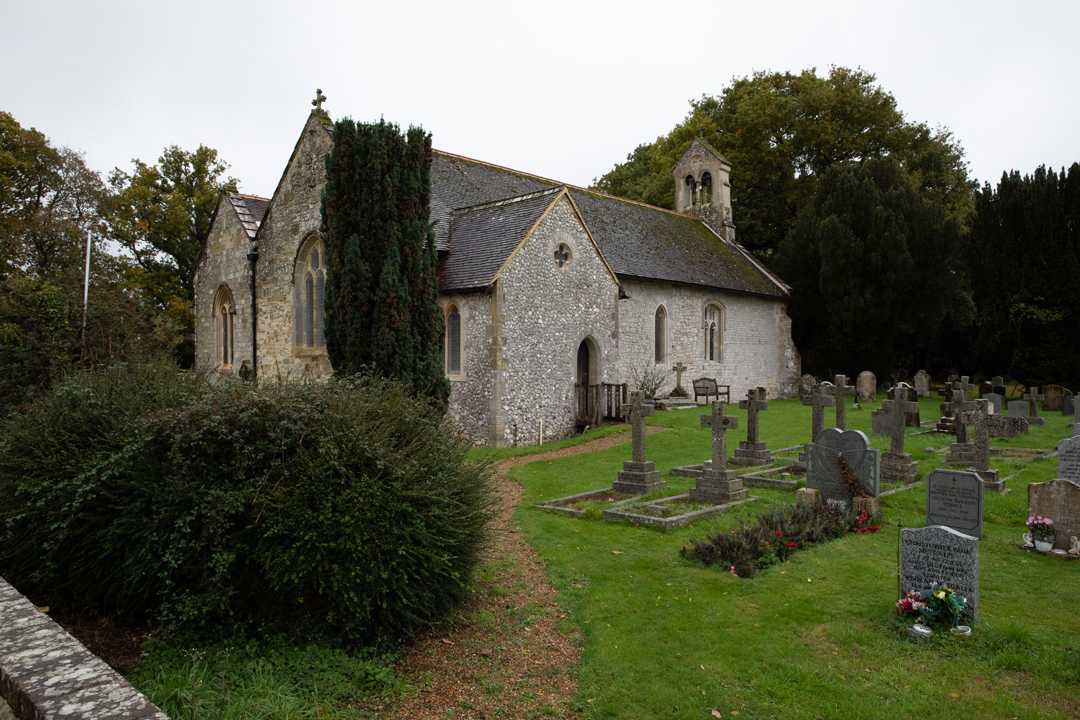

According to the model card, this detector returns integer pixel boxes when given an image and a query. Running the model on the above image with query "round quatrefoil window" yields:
[554,243,572,268]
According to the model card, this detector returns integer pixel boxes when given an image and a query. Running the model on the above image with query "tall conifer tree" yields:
[322,118,449,407]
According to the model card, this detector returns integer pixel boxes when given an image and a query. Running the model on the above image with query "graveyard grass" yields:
[503,396,1080,719]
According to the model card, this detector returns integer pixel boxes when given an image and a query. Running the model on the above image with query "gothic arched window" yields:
[294,235,327,350]
[704,303,724,362]
[446,305,462,374]
[213,285,236,368]
[654,305,668,364]
[684,175,697,210]
[700,172,713,207]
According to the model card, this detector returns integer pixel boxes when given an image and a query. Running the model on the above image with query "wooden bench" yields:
[693,377,730,405]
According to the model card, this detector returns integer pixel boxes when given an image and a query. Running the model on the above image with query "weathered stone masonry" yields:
[194,196,252,374]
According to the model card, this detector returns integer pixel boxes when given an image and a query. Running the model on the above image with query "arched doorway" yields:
[575,338,601,426]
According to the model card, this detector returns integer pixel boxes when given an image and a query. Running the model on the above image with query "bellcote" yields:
[673,138,734,240]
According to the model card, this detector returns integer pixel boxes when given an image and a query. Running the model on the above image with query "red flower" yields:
[867,525,881,533]
[785,540,800,549]
[774,528,783,538]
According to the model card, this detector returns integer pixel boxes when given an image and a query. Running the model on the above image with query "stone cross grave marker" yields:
[613,392,663,494]
[927,469,984,538]
[1028,477,1080,550]
[948,391,983,462]
[1024,386,1045,425]
[880,383,919,485]
[733,387,772,465]
[832,374,857,429]
[693,402,746,504]
[965,399,1001,491]
[807,428,881,503]
[799,381,834,466]
[900,525,979,620]
[914,370,931,397]
[1057,435,1080,484]
[671,361,688,396]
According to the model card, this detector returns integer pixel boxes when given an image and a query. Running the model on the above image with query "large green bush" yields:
[0,367,490,646]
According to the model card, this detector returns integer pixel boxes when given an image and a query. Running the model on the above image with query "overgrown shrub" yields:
[681,503,880,577]
[630,365,670,399]
[0,368,491,646]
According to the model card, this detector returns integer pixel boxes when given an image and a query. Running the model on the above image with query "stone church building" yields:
[194,105,799,446]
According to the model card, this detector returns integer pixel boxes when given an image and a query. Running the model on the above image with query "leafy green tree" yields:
[322,119,449,406]
[775,158,967,376]
[594,67,972,261]
[106,145,236,365]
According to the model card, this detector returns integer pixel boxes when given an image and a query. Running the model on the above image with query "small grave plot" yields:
[739,463,804,489]
[536,488,641,518]
[603,493,757,530]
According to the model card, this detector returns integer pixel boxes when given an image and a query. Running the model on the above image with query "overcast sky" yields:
[3,1,1078,199]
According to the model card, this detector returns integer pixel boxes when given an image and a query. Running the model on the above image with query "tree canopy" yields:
[594,67,972,261]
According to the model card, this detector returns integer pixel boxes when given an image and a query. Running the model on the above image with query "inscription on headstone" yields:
[927,469,984,537]
[1057,435,1080,484]
[900,525,979,620]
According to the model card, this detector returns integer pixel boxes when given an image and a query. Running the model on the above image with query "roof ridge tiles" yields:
[449,186,565,215]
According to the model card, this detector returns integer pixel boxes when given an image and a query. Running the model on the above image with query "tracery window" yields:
[214,285,236,367]
[294,235,326,350]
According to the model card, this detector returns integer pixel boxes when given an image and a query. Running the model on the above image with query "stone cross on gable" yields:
[701,401,738,471]
[739,387,769,443]
[672,361,688,395]
[832,375,857,429]
[886,383,919,455]
[1024,386,1044,418]
[628,392,654,464]
[311,88,327,110]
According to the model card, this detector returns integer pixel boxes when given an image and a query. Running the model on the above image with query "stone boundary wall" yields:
[0,577,167,719]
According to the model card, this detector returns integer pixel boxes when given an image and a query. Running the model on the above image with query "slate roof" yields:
[228,194,270,239]
[439,187,564,292]
[431,151,786,298]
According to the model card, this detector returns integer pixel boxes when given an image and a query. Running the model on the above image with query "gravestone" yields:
[1063,391,1075,417]
[900,525,979,620]
[798,373,818,403]
[914,370,931,398]
[670,362,689,398]
[988,414,1029,438]
[613,393,664,494]
[693,401,746,504]
[857,370,877,402]
[991,376,1006,396]
[832,375,857,430]
[1075,399,1080,436]
[1027,478,1080,550]
[1023,387,1046,425]
[799,381,834,466]
[1057,435,1080,484]
[733,387,772,466]
[1007,399,1033,420]
[876,385,921,430]
[947,392,981,465]
[965,399,1001,491]
[927,469,984,537]
[983,392,1003,416]
[879,383,919,485]
[1043,384,1067,411]
[806,428,881,504]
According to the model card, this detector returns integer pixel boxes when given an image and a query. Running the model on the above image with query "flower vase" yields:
[1034,539,1054,553]
[1022,532,1033,548]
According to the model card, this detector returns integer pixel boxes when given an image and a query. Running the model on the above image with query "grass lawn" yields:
[508,396,1080,719]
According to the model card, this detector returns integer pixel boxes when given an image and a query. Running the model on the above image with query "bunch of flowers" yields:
[851,510,882,534]
[896,584,969,628]
[1027,515,1055,543]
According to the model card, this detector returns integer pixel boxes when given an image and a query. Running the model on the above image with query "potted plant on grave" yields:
[896,583,971,638]
[1027,515,1056,552]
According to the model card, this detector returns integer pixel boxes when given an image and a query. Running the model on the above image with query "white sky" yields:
[3,0,1078,198]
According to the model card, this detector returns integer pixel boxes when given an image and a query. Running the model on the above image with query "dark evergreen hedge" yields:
[0,365,490,646]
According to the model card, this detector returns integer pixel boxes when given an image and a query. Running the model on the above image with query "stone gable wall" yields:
[442,291,495,444]
[193,196,252,375]
[616,277,799,400]
[496,196,620,446]
[254,114,333,382]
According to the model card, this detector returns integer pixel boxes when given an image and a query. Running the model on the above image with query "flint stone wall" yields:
[497,197,620,446]
[193,195,253,375]
[0,577,167,720]
[441,291,495,444]
[616,277,799,400]
[253,113,334,382]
